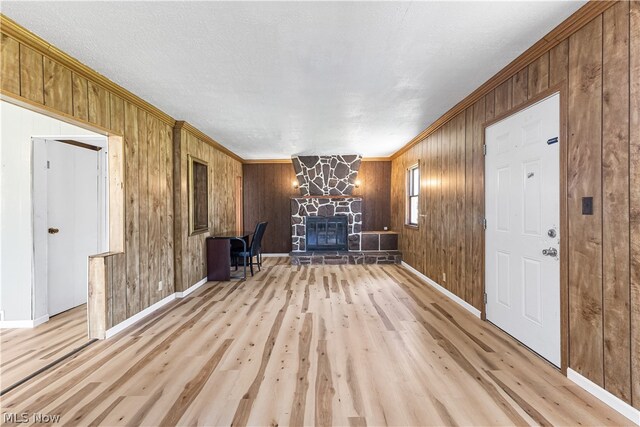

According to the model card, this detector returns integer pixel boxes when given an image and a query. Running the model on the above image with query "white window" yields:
[407,164,419,226]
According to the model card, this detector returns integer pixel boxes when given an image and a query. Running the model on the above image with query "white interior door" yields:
[47,141,100,316]
[485,93,560,367]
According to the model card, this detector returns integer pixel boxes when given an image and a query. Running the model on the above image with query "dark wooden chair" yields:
[232,222,268,276]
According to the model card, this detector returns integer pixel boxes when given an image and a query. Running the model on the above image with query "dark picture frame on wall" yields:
[188,155,209,235]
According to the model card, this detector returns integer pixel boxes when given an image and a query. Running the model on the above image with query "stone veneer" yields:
[292,155,362,196]
[290,250,402,265]
[291,197,362,252]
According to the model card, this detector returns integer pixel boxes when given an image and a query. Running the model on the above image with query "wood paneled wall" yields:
[353,161,392,231]
[243,163,298,254]
[0,18,241,329]
[173,124,242,291]
[391,1,639,408]
[243,161,391,253]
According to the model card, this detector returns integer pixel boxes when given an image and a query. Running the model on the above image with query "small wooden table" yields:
[207,230,254,280]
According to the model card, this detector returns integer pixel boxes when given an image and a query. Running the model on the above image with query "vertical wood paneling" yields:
[43,58,72,115]
[528,52,550,98]
[109,94,124,134]
[567,16,604,385]
[494,79,512,116]
[242,161,391,254]
[88,81,109,128]
[464,108,474,304]
[549,40,569,87]
[137,109,150,309]
[147,115,161,305]
[163,124,174,298]
[629,0,640,411]
[19,45,43,103]
[243,163,296,254]
[455,113,465,297]
[357,161,392,231]
[124,102,140,318]
[173,126,242,291]
[601,1,631,403]
[511,68,528,107]
[388,4,634,403]
[471,99,485,309]
[72,73,88,121]
[110,97,126,326]
[2,25,236,336]
[1,34,20,94]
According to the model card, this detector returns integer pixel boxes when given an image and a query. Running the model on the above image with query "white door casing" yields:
[485,93,561,367]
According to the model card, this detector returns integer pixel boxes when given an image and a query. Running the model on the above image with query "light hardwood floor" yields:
[0,305,88,391]
[0,258,630,426]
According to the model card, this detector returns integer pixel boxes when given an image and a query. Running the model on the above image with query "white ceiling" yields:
[2,1,585,159]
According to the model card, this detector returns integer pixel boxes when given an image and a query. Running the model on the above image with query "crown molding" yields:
[174,121,244,163]
[242,157,391,164]
[243,158,293,164]
[0,14,176,127]
[390,0,617,160]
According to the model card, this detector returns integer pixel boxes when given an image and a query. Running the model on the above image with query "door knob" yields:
[547,228,557,238]
[542,247,557,257]
[48,227,59,234]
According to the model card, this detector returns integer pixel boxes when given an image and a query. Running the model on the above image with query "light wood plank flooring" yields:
[0,259,630,426]
[0,305,88,391]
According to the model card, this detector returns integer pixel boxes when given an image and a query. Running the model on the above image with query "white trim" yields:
[0,314,49,328]
[105,293,176,339]
[105,276,213,339]
[176,277,208,298]
[0,319,37,328]
[261,253,290,257]
[567,368,640,425]
[33,314,49,327]
[401,261,482,318]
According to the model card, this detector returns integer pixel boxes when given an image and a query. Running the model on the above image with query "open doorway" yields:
[0,100,113,394]
[32,136,109,318]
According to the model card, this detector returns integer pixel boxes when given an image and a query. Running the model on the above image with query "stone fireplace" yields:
[291,197,362,252]
[289,154,400,265]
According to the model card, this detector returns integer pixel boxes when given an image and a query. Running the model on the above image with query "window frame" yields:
[406,163,420,227]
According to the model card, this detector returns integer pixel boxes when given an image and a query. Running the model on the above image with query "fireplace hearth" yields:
[306,216,348,251]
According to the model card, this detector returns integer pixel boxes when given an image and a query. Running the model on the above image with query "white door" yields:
[485,93,560,367]
[47,141,100,316]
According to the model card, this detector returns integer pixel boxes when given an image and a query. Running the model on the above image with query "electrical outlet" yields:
[442,272,446,282]
[158,281,163,291]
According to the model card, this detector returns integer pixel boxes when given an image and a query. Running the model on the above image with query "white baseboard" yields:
[401,261,482,319]
[0,314,49,328]
[105,276,213,339]
[176,277,208,298]
[105,293,176,339]
[33,314,49,327]
[0,319,36,328]
[262,253,290,257]
[567,368,640,425]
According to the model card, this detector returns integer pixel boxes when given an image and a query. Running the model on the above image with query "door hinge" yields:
[484,293,488,304]
[483,144,487,156]
[482,218,487,230]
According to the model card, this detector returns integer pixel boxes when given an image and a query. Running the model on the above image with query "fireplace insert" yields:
[306,216,348,251]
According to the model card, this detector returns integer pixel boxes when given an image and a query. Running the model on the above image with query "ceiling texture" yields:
[2,1,585,159]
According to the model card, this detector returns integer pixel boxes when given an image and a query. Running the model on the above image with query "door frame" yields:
[482,83,569,373]
[31,136,110,319]
[1,92,126,340]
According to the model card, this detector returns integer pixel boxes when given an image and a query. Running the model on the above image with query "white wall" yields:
[0,101,101,322]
